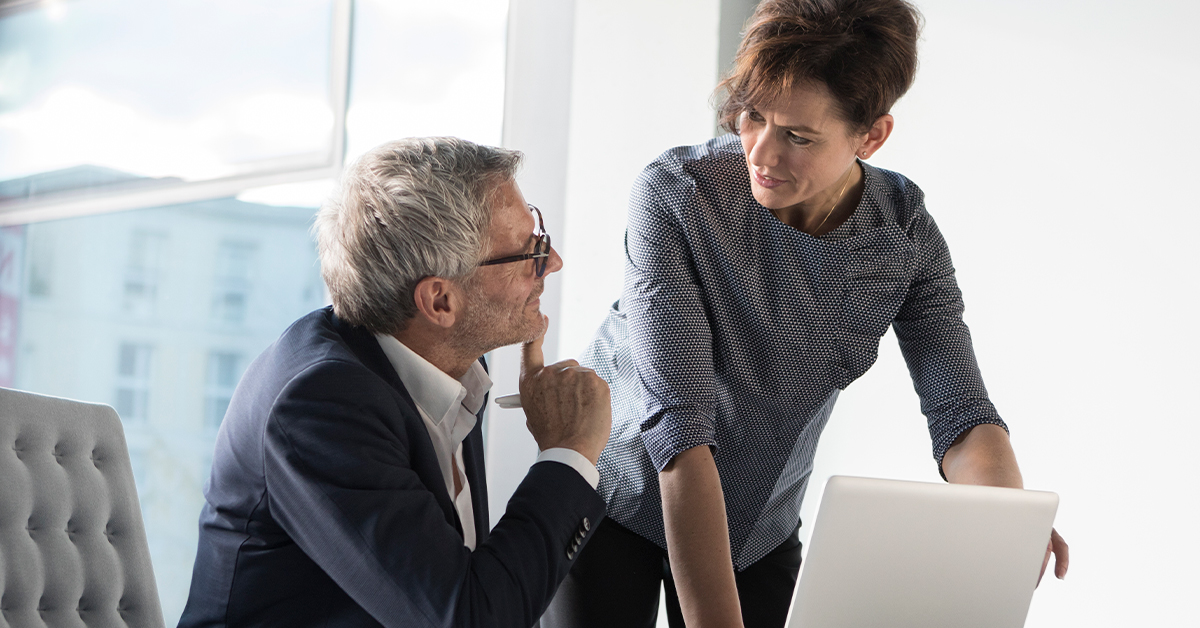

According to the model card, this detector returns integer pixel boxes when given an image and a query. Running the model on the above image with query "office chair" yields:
[0,387,164,627]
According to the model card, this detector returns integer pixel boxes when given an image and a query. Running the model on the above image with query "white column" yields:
[487,0,579,528]
[487,0,755,530]
[557,0,724,359]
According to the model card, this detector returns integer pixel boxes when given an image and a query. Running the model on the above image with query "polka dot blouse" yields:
[581,134,1008,571]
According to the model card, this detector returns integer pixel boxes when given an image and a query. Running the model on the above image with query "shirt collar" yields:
[374,334,492,425]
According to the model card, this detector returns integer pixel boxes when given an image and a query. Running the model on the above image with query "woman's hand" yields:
[660,445,745,628]
[1039,528,1070,585]
[943,424,1070,585]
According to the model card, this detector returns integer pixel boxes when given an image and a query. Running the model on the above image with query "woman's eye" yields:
[746,110,765,122]
[787,133,811,146]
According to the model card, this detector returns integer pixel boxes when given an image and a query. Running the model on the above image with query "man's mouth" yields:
[526,282,544,305]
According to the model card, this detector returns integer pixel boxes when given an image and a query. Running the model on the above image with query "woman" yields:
[543,1,1068,627]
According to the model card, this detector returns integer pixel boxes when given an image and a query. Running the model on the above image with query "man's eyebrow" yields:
[520,232,537,252]
[495,233,536,258]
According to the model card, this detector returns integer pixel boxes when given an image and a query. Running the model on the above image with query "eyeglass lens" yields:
[530,205,550,278]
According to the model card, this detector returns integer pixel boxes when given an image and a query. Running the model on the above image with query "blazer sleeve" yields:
[261,358,606,628]
[892,211,1009,471]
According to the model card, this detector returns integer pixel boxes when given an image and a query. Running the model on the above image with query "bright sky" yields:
[0,0,508,208]
[0,0,333,183]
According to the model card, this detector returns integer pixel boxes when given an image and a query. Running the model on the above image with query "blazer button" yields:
[582,517,591,532]
[567,548,576,560]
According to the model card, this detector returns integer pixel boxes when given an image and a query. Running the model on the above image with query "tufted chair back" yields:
[0,388,164,628]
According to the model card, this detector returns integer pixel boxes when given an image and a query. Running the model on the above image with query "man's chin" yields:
[478,313,545,353]
[514,311,546,346]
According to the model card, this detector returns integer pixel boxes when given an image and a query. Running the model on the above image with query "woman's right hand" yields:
[660,445,745,628]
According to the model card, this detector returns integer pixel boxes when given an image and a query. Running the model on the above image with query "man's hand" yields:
[518,319,612,464]
[1038,527,1069,585]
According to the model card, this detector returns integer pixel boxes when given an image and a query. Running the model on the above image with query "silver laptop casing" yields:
[787,475,1058,628]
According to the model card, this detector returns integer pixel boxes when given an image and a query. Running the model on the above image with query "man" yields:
[179,137,612,628]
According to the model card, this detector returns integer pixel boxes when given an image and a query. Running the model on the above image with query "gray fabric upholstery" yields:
[0,388,164,628]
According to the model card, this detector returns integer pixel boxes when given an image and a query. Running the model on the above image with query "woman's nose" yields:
[746,128,780,168]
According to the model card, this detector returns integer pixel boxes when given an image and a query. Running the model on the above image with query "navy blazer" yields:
[179,307,606,628]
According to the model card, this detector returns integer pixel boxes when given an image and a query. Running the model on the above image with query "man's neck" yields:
[392,326,479,380]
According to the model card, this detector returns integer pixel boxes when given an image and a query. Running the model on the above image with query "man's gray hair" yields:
[315,137,523,334]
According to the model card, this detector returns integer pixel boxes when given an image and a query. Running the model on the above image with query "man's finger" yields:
[522,320,547,376]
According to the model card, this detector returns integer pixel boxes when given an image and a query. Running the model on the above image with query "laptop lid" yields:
[786,475,1058,628]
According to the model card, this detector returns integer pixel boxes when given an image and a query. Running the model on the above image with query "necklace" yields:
[812,164,855,235]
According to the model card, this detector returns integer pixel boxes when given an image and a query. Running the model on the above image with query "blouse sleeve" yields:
[892,211,1009,471]
[622,165,720,473]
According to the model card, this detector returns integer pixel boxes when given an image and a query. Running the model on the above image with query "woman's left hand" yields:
[942,425,1069,587]
[1038,527,1069,585]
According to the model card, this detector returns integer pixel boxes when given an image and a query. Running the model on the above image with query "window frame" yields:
[0,0,354,227]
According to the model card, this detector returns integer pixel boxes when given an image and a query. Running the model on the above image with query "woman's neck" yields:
[773,161,864,236]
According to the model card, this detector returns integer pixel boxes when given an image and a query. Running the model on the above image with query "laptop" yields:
[786,475,1058,628]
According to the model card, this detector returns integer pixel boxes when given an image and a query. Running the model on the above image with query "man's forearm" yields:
[941,423,1023,488]
[660,445,744,628]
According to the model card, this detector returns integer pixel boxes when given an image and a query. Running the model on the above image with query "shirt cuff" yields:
[536,448,599,489]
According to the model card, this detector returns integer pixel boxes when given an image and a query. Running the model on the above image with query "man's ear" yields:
[412,276,462,329]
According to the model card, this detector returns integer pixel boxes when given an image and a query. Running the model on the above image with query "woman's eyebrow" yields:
[780,123,822,134]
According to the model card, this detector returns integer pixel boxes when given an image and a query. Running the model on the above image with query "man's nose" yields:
[545,246,564,275]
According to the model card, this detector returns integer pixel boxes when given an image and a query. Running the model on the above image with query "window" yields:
[123,230,167,317]
[115,342,152,422]
[26,225,51,297]
[204,351,243,429]
[0,0,345,211]
[0,0,508,623]
[0,225,22,386]
[212,241,257,324]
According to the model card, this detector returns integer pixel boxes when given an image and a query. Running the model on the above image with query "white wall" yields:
[556,0,723,359]
[800,2,1200,626]
[536,0,1199,626]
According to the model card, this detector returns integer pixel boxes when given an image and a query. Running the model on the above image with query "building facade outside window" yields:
[211,241,257,324]
[123,231,167,318]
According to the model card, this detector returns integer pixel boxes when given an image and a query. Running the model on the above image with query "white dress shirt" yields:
[374,334,598,550]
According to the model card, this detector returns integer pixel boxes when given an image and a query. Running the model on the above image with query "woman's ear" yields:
[411,276,461,329]
[857,114,895,159]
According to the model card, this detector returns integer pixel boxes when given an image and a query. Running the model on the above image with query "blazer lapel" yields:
[327,308,464,538]
[462,355,490,541]
[463,403,490,542]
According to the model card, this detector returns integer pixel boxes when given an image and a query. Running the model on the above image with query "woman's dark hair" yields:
[716,0,922,135]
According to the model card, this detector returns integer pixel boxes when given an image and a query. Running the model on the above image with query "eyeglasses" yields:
[479,204,552,278]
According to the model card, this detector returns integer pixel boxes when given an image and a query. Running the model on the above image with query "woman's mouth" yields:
[751,169,787,189]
